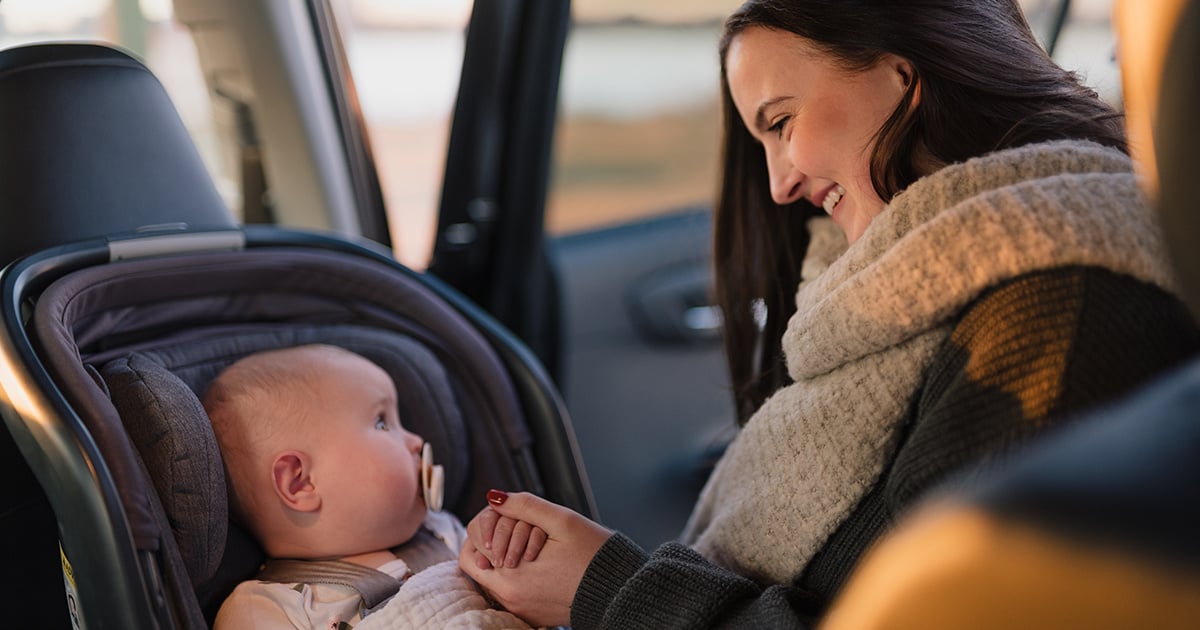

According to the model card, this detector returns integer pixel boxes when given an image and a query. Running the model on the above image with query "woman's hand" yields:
[469,505,548,569]
[459,491,613,627]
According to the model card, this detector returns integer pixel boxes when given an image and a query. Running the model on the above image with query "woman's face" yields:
[725,26,912,244]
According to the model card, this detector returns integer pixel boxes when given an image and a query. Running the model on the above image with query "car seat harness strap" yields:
[254,524,458,611]
[255,558,404,610]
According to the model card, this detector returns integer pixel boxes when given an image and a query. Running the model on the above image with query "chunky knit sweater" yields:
[569,141,1200,629]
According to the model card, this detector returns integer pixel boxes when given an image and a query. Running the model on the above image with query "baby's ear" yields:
[271,451,320,512]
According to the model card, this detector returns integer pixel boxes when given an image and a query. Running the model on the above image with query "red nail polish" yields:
[487,489,508,505]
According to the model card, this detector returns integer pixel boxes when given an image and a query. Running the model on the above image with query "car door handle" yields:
[628,261,721,344]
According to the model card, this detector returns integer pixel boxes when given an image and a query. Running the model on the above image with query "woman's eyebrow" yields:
[754,96,790,131]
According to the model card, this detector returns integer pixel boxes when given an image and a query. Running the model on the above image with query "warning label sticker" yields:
[59,542,84,630]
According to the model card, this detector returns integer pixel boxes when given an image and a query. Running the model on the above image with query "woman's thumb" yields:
[485,489,565,531]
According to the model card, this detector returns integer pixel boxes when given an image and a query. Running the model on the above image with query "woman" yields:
[459,1,1200,628]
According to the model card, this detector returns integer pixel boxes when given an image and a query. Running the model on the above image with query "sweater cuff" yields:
[570,533,648,629]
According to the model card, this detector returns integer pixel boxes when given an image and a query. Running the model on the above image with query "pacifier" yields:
[421,442,444,512]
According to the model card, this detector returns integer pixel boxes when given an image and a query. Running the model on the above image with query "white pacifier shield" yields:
[421,442,444,512]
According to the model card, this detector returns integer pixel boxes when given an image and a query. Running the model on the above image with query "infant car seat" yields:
[0,43,595,629]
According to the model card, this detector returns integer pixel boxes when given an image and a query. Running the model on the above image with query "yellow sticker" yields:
[59,543,75,590]
[59,542,84,630]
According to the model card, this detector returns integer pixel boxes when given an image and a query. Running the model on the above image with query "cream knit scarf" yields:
[680,140,1179,585]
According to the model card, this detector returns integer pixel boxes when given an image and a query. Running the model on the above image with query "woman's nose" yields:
[766,153,804,205]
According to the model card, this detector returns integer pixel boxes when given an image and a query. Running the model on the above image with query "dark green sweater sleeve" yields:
[570,533,819,630]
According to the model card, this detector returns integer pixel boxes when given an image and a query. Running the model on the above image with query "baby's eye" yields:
[375,415,388,431]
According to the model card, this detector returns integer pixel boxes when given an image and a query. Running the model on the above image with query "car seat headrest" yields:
[0,43,235,266]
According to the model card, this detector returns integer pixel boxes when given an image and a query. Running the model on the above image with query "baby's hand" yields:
[470,505,548,570]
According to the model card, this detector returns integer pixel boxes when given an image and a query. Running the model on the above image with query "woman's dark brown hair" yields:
[715,0,1127,423]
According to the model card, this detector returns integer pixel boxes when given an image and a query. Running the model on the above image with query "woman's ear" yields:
[891,55,921,109]
[897,59,913,87]
[271,450,320,512]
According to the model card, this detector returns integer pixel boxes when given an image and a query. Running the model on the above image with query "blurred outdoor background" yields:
[0,0,1120,269]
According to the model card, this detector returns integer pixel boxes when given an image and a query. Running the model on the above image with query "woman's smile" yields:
[818,184,845,216]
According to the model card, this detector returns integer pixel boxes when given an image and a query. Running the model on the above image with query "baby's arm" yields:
[471,505,548,569]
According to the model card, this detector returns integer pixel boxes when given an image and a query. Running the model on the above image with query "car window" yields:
[330,0,472,269]
[0,0,237,210]
[335,0,738,265]
[546,1,740,236]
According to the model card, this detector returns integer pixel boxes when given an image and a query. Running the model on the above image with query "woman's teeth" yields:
[822,185,845,214]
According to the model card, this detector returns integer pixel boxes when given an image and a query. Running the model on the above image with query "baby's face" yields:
[302,352,428,551]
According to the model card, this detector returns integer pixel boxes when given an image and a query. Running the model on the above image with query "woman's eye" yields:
[375,416,388,431]
[768,116,789,139]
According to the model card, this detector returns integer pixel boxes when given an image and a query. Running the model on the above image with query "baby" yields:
[204,344,535,629]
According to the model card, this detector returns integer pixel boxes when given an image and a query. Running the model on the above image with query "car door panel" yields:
[552,209,735,547]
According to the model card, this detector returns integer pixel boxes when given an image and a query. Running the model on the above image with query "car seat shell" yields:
[0,38,595,629]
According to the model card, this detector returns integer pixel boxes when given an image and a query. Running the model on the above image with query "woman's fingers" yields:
[484,490,573,533]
